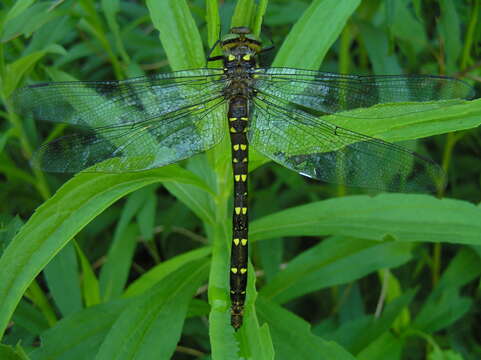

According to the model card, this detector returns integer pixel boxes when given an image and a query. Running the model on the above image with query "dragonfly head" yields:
[221,27,262,59]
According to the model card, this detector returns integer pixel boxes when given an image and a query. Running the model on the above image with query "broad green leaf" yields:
[413,247,480,332]
[99,188,149,300]
[273,0,361,68]
[260,236,413,304]
[146,0,205,70]
[124,247,211,297]
[438,0,461,73]
[43,242,82,317]
[0,166,211,338]
[1,2,57,42]
[4,46,65,97]
[75,242,101,307]
[12,299,49,336]
[389,0,427,54]
[164,181,216,225]
[101,0,130,64]
[0,344,29,360]
[231,0,255,28]
[322,289,416,354]
[359,22,401,74]
[257,296,357,360]
[357,332,403,360]
[2,0,35,24]
[136,186,157,241]
[250,194,481,245]
[95,259,209,360]
[29,299,132,360]
[326,98,480,143]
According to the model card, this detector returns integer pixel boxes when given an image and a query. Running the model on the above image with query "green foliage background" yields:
[0,0,481,359]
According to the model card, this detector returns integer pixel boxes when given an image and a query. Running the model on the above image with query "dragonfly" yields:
[14,27,474,330]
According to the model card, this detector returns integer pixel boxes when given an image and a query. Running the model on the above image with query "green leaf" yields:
[0,166,211,338]
[326,98,480,143]
[250,194,481,245]
[146,0,205,70]
[43,242,83,317]
[99,189,149,300]
[413,247,480,332]
[357,332,403,360]
[29,298,132,360]
[438,0,461,73]
[136,186,157,241]
[0,344,29,360]
[322,289,416,353]
[95,259,209,360]
[11,299,49,336]
[1,2,56,42]
[260,236,413,304]
[257,296,357,360]
[273,0,361,68]
[231,0,255,28]
[124,247,211,297]
[75,242,101,307]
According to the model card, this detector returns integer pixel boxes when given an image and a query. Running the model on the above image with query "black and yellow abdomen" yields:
[228,96,250,329]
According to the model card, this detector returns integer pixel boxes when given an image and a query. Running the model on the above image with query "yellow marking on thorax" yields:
[228,54,236,61]
[242,54,251,61]
[230,127,236,133]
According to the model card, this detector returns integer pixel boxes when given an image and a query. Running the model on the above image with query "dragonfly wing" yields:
[253,67,474,117]
[14,69,225,127]
[32,97,226,173]
[250,93,445,193]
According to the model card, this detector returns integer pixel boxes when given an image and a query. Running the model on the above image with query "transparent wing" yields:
[14,68,225,127]
[253,68,474,118]
[250,93,445,193]
[31,97,226,173]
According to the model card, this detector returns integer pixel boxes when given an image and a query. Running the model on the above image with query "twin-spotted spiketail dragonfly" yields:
[14,27,474,330]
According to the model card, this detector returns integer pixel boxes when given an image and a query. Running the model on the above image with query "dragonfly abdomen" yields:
[228,95,250,330]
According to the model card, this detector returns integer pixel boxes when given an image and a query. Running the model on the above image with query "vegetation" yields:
[0,0,480,359]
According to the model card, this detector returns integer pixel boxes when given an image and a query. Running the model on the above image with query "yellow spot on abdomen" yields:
[233,238,240,246]
[242,207,247,215]
[241,238,247,246]
[230,127,236,133]
[242,54,251,61]
[231,267,238,274]
[241,175,247,182]
[235,175,240,182]
[240,144,247,150]
[233,144,239,151]
[240,268,247,274]
[235,207,241,215]
[228,54,235,61]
